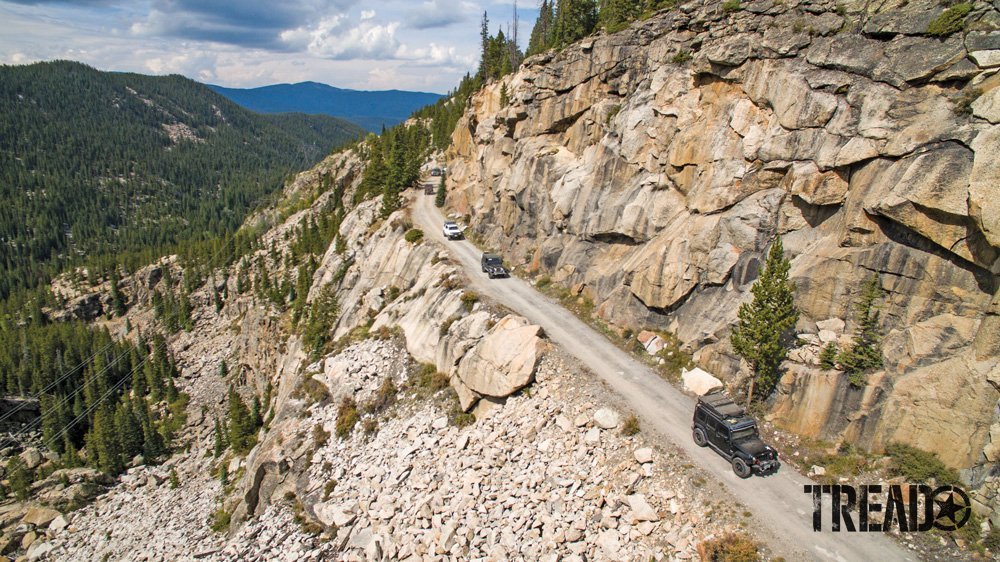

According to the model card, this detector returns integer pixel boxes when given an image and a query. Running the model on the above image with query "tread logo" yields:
[804,484,971,532]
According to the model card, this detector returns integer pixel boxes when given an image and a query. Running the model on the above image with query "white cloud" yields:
[360,9,375,20]
[281,15,403,61]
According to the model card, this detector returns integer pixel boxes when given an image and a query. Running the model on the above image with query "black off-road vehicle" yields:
[692,389,780,478]
[480,253,509,279]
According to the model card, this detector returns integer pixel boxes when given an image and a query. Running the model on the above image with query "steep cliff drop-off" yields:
[443,0,1000,481]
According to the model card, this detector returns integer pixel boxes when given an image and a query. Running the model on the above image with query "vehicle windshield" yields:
[731,427,759,442]
[444,222,457,228]
[484,257,502,266]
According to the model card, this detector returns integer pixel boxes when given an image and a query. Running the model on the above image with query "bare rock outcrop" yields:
[443,0,1000,480]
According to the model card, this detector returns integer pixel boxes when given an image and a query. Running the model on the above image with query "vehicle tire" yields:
[693,427,708,447]
[732,457,752,479]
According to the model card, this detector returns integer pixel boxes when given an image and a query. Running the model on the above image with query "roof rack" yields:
[698,389,746,420]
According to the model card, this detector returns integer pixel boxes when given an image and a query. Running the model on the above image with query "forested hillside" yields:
[0,61,364,299]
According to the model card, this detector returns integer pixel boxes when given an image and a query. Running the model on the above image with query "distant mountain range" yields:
[208,82,444,132]
[0,60,364,297]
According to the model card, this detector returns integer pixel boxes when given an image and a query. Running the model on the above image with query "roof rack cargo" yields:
[697,389,746,420]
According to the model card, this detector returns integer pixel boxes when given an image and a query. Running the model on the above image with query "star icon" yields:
[933,486,972,531]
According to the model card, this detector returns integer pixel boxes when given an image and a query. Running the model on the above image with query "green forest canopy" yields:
[0,60,363,299]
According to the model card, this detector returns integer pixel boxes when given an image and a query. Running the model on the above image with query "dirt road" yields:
[412,190,915,561]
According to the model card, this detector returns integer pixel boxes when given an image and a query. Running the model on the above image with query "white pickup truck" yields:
[442,221,462,240]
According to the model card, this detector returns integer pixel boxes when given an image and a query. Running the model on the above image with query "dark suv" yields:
[480,253,509,278]
[692,389,780,478]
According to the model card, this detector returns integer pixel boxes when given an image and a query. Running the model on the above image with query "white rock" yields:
[815,318,845,334]
[555,415,573,432]
[27,540,54,561]
[432,416,448,430]
[585,427,601,445]
[627,494,660,522]
[573,413,589,427]
[48,514,70,534]
[809,465,827,477]
[681,367,723,396]
[314,502,356,528]
[593,408,619,429]
[596,529,621,558]
[634,448,653,464]
[818,329,838,344]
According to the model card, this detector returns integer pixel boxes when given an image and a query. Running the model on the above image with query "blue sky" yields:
[0,0,537,93]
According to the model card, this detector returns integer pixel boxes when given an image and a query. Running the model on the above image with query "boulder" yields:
[20,448,42,470]
[454,315,544,403]
[313,502,356,528]
[681,368,723,396]
[21,508,60,528]
[815,318,845,334]
[593,408,620,429]
[48,515,70,534]
[627,494,660,522]
[634,447,654,464]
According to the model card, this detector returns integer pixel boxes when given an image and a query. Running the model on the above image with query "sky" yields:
[0,0,538,94]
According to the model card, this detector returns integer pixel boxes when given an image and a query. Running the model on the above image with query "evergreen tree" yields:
[62,436,84,468]
[110,268,126,316]
[528,0,556,56]
[552,0,598,48]
[435,172,447,208]
[303,285,340,356]
[227,387,255,453]
[116,396,144,461]
[139,395,166,460]
[213,417,224,457]
[90,404,124,474]
[599,0,641,32]
[251,395,263,429]
[730,237,799,405]
[837,274,885,386]
[7,455,32,501]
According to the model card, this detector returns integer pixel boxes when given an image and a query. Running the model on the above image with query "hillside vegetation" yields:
[0,60,364,299]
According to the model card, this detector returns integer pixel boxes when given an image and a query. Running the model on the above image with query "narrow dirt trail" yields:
[412,189,915,562]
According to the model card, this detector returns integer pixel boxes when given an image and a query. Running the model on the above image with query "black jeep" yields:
[692,389,780,478]
[480,253,509,279]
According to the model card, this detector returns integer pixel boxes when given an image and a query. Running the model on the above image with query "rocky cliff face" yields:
[443,0,1000,475]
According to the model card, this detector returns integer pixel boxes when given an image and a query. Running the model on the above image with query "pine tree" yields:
[251,395,263,429]
[110,268,126,316]
[7,455,32,501]
[213,417,224,457]
[116,396,144,461]
[599,0,641,32]
[90,404,124,474]
[227,387,255,453]
[303,285,340,356]
[552,0,598,49]
[730,237,799,405]
[527,0,555,56]
[435,172,447,208]
[837,274,885,387]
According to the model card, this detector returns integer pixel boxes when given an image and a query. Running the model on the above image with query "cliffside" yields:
[442,0,1000,477]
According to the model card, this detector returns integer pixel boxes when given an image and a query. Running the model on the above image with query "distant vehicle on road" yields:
[430,167,443,177]
[480,253,509,279]
[442,221,462,240]
[692,388,780,478]
[424,183,435,195]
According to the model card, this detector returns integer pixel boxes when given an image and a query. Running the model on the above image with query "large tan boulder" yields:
[21,507,60,528]
[454,315,545,409]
